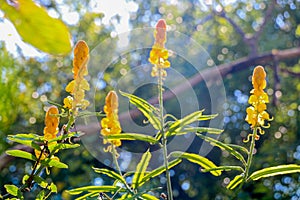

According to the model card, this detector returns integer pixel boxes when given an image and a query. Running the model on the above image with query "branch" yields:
[253,0,276,40]
[217,10,246,39]
[2,47,300,169]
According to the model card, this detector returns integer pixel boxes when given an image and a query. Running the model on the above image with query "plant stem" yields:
[244,127,257,180]
[111,145,134,195]
[157,68,173,200]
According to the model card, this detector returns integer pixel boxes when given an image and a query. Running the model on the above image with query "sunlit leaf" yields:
[75,192,99,200]
[50,183,57,193]
[92,167,126,185]
[201,166,244,173]
[170,151,221,176]
[68,186,124,195]
[164,110,204,138]
[0,0,71,55]
[141,194,159,200]
[172,127,223,137]
[41,158,68,169]
[7,134,43,150]
[140,159,182,186]
[36,190,45,200]
[249,164,300,181]
[227,144,249,155]
[105,133,157,144]
[227,174,244,190]
[48,132,81,143]
[6,150,36,161]
[132,150,152,189]
[120,91,161,130]
[196,133,247,166]
[4,184,20,197]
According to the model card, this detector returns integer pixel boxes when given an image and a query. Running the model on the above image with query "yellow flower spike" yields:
[100,91,122,148]
[73,40,89,79]
[245,66,272,140]
[64,40,90,112]
[149,19,170,77]
[252,65,266,92]
[44,106,60,141]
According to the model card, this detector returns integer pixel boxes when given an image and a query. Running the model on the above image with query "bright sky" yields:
[0,0,138,57]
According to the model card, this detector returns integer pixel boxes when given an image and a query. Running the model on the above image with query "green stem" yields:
[157,68,173,200]
[234,127,258,197]
[244,128,257,180]
[111,145,134,195]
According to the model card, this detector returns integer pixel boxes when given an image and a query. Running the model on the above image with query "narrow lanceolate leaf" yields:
[0,0,71,55]
[196,133,247,166]
[165,110,204,137]
[141,194,159,200]
[48,132,81,143]
[227,144,249,155]
[132,151,152,189]
[201,166,244,173]
[41,158,68,169]
[175,127,223,136]
[7,134,43,150]
[92,167,126,185]
[227,174,244,190]
[105,133,157,144]
[170,151,221,176]
[140,159,182,186]
[249,164,300,181]
[120,91,161,130]
[67,186,124,195]
[6,150,36,161]
[75,192,99,200]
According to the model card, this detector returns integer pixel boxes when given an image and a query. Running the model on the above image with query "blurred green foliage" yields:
[1,0,300,199]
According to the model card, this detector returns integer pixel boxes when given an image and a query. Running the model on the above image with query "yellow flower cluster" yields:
[44,106,60,141]
[245,66,271,136]
[101,91,122,147]
[35,106,60,160]
[149,19,170,77]
[64,40,90,114]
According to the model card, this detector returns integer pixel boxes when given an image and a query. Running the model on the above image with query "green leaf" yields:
[132,150,152,189]
[173,127,223,136]
[52,143,80,151]
[75,192,99,200]
[141,194,159,200]
[50,183,57,193]
[170,151,221,176]
[6,150,37,161]
[48,132,81,143]
[105,133,157,144]
[249,164,300,181]
[120,91,161,130]
[196,133,247,166]
[227,144,249,155]
[36,190,45,200]
[0,0,71,55]
[92,167,126,185]
[4,184,20,197]
[41,158,68,169]
[183,127,223,134]
[227,174,244,190]
[164,110,204,138]
[7,134,43,150]
[201,166,244,173]
[33,176,48,188]
[68,186,124,195]
[140,159,182,186]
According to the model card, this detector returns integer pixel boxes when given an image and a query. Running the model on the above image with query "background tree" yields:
[1,0,300,199]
